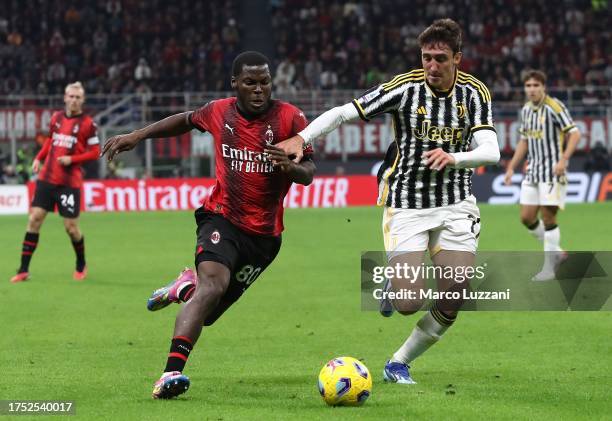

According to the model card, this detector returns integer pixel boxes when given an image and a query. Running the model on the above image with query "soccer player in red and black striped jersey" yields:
[10,82,100,284]
[102,51,315,399]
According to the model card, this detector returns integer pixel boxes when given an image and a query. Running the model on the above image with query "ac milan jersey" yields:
[189,97,312,236]
[38,111,99,188]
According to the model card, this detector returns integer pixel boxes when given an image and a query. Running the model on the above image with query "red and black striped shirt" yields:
[190,97,312,236]
[36,111,100,188]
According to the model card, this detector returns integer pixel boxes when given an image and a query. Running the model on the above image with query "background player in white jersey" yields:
[275,19,500,384]
[504,70,580,281]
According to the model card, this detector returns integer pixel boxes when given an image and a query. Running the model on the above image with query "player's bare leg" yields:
[27,206,48,233]
[388,251,427,315]
[533,206,566,281]
[63,217,87,280]
[153,260,230,399]
[432,250,474,318]
[11,207,47,283]
[174,261,230,341]
[520,205,544,243]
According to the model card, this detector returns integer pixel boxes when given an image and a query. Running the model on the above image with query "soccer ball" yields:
[317,356,372,406]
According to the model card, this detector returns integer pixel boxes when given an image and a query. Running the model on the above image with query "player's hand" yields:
[504,168,514,185]
[102,132,142,161]
[275,135,305,163]
[31,159,41,173]
[423,148,455,171]
[57,156,72,166]
[554,158,567,177]
[265,144,294,173]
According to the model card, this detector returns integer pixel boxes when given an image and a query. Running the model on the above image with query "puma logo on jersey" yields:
[412,119,464,144]
[224,123,234,135]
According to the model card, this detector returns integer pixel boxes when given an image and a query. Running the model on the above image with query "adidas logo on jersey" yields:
[416,106,427,115]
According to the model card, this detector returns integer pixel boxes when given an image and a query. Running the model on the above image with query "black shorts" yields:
[31,180,81,218]
[194,208,282,325]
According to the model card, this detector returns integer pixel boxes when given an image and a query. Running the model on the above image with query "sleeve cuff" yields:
[188,111,206,132]
[562,124,577,133]
[352,99,369,122]
[471,125,496,134]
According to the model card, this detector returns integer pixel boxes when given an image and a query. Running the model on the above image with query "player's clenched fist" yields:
[102,132,142,161]
[423,148,456,171]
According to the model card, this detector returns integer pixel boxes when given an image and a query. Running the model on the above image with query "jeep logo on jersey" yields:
[210,230,220,244]
[523,129,544,139]
[265,125,274,145]
[412,120,464,144]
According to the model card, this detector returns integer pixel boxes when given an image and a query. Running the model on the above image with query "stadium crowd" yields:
[0,0,241,96]
[0,0,610,101]
[270,0,612,100]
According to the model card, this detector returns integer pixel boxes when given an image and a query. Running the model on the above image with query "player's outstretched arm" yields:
[504,138,528,185]
[265,144,315,185]
[102,112,193,161]
[276,103,360,163]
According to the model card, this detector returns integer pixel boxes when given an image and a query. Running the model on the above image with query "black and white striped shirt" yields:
[519,96,576,183]
[354,69,495,209]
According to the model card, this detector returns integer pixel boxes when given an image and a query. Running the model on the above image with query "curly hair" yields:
[232,51,270,77]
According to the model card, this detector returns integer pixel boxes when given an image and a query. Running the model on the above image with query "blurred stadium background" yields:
[0,0,610,208]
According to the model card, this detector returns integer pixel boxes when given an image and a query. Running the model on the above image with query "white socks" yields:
[544,226,562,252]
[391,310,453,364]
[540,225,562,273]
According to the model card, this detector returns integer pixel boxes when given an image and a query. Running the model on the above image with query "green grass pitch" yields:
[1,203,611,420]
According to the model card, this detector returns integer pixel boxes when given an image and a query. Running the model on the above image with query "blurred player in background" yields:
[504,70,580,281]
[10,82,100,283]
[277,19,500,384]
[102,51,315,399]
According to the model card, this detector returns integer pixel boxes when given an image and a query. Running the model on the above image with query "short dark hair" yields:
[418,18,463,54]
[231,51,270,77]
[522,69,547,85]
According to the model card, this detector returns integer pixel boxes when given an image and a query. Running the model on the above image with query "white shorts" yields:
[382,195,481,259]
[519,180,567,209]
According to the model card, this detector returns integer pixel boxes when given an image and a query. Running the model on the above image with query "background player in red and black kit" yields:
[102,51,315,399]
[10,82,100,283]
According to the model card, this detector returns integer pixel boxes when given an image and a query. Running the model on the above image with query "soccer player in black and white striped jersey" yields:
[504,70,580,281]
[275,19,500,384]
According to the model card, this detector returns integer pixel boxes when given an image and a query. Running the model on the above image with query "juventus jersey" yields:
[519,96,576,183]
[354,69,495,209]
